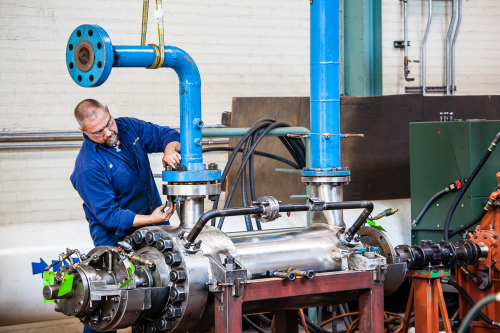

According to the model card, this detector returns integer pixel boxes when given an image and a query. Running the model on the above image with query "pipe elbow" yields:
[164,47,201,88]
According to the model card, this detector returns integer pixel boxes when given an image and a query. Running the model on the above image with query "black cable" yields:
[444,132,500,241]
[448,209,488,238]
[242,316,267,333]
[248,131,262,230]
[255,314,272,325]
[241,139,253,231]
[443,278,497,326]
[202,147,300,169]
[302,312,331,333]
[218,121,291,229]
[413,188,449,227]
[209,119,275,226]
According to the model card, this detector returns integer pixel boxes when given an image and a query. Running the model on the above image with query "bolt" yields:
[157,317,174,330]
[92,255,99,262]
[156,239,173,252]
[166,165,173,171]
[207,163,218,170]
[494,234,498,240]
[145,231,161,245]
[493,259,497,264]
[484,235,488,239]
[79,300,83,305]
[178,231,186,240]
[165,251,182,267]
[437,224,440,228]
[170,286,187,301]
[474,234,478,239]
[494,243,498,248]
[170,269,187,283]
[339,227,345,234]
[112,297,119,303]
[461,204,464,207]
[354,235,361,242]
[145,322,157,333]
[166,304,182,318]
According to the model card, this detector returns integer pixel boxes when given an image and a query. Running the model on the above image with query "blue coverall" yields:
[70,117,180,333]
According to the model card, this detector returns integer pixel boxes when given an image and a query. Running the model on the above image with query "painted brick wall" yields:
[383,0,500,95]
[0,0,310,227]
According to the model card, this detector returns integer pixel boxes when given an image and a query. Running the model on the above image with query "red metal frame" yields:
[214,271,385,333]
[402,270,453,333]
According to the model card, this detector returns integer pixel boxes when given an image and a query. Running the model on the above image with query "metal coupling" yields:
[293,270,315,279]
[252,196,280,223]
[488,132,500,151]
[272,270,296,281]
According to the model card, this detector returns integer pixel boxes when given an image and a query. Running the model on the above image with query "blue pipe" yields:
[66,25,219,181]
[114,45,204,171]
[310,0,341,170]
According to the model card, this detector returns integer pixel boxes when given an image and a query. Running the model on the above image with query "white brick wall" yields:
[0,0,310,226]
[383,0,500,95]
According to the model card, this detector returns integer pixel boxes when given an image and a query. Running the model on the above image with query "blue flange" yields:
[66,25,113,87]
[301,167,351,177]
[162,170,221,183]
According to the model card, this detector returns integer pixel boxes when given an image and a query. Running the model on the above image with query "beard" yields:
[101,131,120,148]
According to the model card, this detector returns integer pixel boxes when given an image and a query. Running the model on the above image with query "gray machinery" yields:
[41,0,408,332]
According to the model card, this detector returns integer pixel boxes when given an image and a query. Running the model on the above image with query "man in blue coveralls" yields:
[70,99,181,333]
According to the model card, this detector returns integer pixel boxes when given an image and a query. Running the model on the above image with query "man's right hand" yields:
[150,202,177,223]
[132,202,177,227]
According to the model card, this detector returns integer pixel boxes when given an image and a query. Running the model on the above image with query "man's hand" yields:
[132,202,177,227]
[163,141,181,169]
[150,202,177,224]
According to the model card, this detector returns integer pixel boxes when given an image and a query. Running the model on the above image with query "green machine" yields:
[410,120,500,245]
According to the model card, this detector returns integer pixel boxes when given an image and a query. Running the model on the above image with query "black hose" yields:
[248,131,262,230]
[443,278,498,327]
[241,140,254,231]
[186,206,265,246]
[413,188,449,227]
[202,147,300,169]
[256,314,272,325]
[444,132,500,241]
[448,208,488,238]
[218,121,291,229]
[242,316,267,333]
[458,294,499,333]
[302,312,331,333]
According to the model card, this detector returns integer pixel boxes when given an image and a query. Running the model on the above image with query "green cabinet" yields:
[410,121,500,245]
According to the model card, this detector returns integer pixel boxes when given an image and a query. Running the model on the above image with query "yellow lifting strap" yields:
[141,0,165,69]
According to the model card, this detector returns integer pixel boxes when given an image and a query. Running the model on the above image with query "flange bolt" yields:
[157,317,174,330]
[166,304,182,318]
[156,239,173,252]
[170,286,187,302]
[145,231,161,245]
[170,269,187,283]
[165,251,182,267]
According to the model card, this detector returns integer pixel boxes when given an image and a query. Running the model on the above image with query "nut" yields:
[170,286,187,302]
[156,239,173,252]
[145,231,161,245]
[165,251,182,267]
[170,269,187,283]
[166,304,182,318]
[157,317,174,330]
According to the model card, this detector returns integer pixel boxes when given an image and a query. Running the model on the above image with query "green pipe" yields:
[202,127,309,137]
[290,195,309,199]
[275,168,302,173]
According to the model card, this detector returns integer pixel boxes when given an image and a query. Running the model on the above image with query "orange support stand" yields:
[402,270,453,333]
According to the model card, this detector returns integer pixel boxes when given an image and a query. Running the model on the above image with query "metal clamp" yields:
[251,196,281,223]
[287,133,364,139]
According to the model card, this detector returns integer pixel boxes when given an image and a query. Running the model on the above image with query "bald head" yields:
[74,99,107,129]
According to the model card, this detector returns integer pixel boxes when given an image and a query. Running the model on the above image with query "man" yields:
[71,99,181,332]
[71,99,182,247]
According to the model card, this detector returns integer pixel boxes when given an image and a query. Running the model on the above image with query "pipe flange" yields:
[254,196,280,223]
[162,183,221,196]
[301,176,351,184]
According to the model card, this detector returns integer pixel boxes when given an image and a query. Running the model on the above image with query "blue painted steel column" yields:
[113,46,204,171]
[310,0,341,169]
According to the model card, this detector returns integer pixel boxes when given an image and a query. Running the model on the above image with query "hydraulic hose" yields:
[209,118,305,227]
[457,293,500,333]
[413,188,449,227]
[301,311,331,333]
[202,147,300,169]
[442,278,500,327]
[448,208,488,238]
[241,140,254,231]
[186,200,374,245]
[243,316,267,333]
[444,132,500,241]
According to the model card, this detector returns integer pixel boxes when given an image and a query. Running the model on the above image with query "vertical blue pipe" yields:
[113,46,204,171]
[310,0,341,169]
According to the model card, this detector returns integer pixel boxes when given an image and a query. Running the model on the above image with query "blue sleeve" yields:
[125,117,180,153]
[73,164,136,237]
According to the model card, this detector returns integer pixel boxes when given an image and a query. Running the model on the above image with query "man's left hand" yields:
[163,141,181,169]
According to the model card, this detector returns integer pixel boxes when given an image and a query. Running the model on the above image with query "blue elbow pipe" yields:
[66,25,220,182]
